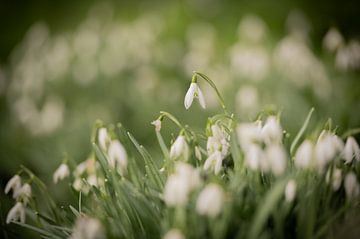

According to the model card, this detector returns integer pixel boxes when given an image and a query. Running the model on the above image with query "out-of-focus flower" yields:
[163,229,185,239]
[265,144,287,176]
[98,128,110,151]
[169,135,189,161]
[163,163,200,207]
[315,131,344,172]
[244,144,263,171]
[5,175,21,197]
[53,163,70,184]
[13,183,32,205]
[184,82,206,109]
[108,140,128,175]
[335,40,360,71]
[235,85,259,116]
[151,119,162,132]
[261,116,283,145]
[285,180,296,203]
[237,14,267,43]
[326,168,342,191]
[208,124,230,157]
[6,202,26,224]
[204,150,223,175]
[343,136,360,164]
[236,122,262,150]
[196,183,224,218]
[344,172,359,199]
[70,216,105,239]
[323,28,343,53]
[294,140,314,169]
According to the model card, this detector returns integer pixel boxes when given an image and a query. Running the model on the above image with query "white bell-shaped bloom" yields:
[13,183,32,205]
[184,82,206,109]
[53,163,70,184]
[326,168,342,191]
[204,150,223,175]
[70,216,105,239]
[6,202,25,224]
[261,116,283,145]
[236,122,262,150]
[265,144,287,176]
[315,131,344,172]
[196,183,224,218]
[294,140,314,169]
[169,135,189,160]
[98,127,110,151]
[343,136,360,164]
[163,229,185,239]
[323,28,343,53]
[285,180,297,202]
[108,140,128,175]
[244,144,263,171]
[163,162,200,207]
[344,172,359,199]
[151,119,162,132]
[5,175,21,197]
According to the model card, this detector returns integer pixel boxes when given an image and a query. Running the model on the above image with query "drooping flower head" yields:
[184,75,206,109]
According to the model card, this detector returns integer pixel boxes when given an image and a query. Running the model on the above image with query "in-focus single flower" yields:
[4,175,21,197]
[285,180,296,203]
[196,183,224,218]
[13,183,32,205]
[70,216,105,239]
[6,202,25,224]
[108,140,128,175]
[169,135,189,160]
[151,119,162,132]
[261,116,283,145]
[344,172,359,199]
[184,82,206,109]
[204,150,223,175]
[343,136,360,164]
[163,228,185,239]
[266,144,287,176]
[294,140,314,169]
[53,163,70,184]
[98,127,110,151]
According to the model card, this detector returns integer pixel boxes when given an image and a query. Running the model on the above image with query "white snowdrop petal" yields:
[184,83,197,109]
[196,85,206,109]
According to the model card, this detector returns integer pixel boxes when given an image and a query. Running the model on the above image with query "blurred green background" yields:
[0,0,359,236]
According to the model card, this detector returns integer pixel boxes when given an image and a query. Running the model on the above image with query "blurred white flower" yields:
[285,180,296,203]
[235,85,259,116]
[98,128,110,151]
[13,183,32,205]
[196,184,224,218]
[6,202,26,224]
[326,168,342,191]
[265,144,287,176]
[70,216,105,239]
[53,163,70,184]
[261,116,283,145]
[169,135,189,161]
[5,175,21,197]
[204,150,223,175]
[163,162,200,207]
[238,14,267,42]
[335,41,360,71]
[315,131,344,172]
[244,144,263,171]
[151,119,162,132]
[163,229,185,239]
[344,172,360,199]
[343,136,360,164]
[184,82,206,109]
[108,140,128,175]
[323,28,343,53]
[294,140,314,169]
[236,122,262,150]
[208,124,230,157]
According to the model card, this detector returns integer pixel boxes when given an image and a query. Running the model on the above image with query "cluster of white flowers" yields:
[4,175,32,224]
[237,116,287,175]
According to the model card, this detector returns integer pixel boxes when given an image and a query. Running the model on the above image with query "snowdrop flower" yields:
[195,146,202,161]
[204,150,223,175]
[326,168,342,191]
[196,184,224,218]
[285,180,296,202]
[294,140,314,169]
[210,124,230,156]
[344,172,359,199]
[53,163,70,184]
[169,135,189,161]
[315,131,344,171]
[163,163,200,207]
[98,127,110,151]
[343,136,360,164]
[5,175,21,197]
[184,82,206,109]
[266,144,287,176]
[244,144,263,171]
[13,183,32,205]
[151,119,162,132]
[323,28,343,53]
[261,116,283,145]
[70,216,105,239]
[6,202,25,224]
[236,122,262,150]
[163,229,185,239]
[108,140,128,175]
